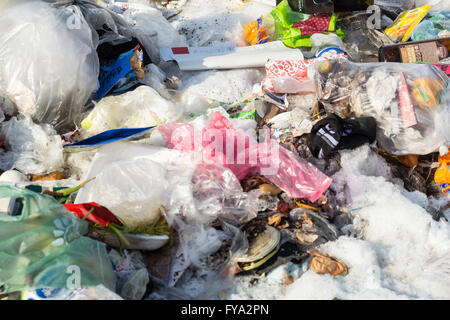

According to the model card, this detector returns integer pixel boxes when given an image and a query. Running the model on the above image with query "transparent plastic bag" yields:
[109,249,149,300]
[314,58,450,155]
[155,221,248,299]
[0,185,116,294]
[411,11,450,41]
[0,115,64,175]
[76,0,162,65]
[81,86,182,136]
[0,1,99,131]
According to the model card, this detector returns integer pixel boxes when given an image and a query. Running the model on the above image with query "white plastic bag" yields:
[75,142,195,227]
[0,1,99,131]
[0,116,64,175]
[81,86,183,136]
[122,5,187,49]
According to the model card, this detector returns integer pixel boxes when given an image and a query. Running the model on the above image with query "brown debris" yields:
[146,246,172,281]
[308,249,348,276]
[296,231,319,244]
[29,171,65,181]
[399,155,419,168]
[259,183,282,196]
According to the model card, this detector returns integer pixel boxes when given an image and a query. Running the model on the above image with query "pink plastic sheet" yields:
[159,112,332,202]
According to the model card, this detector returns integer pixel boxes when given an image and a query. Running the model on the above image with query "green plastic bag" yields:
[270,0,346,48]
[0,185,116,294]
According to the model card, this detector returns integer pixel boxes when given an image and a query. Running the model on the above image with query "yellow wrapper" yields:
[385,5,431,42]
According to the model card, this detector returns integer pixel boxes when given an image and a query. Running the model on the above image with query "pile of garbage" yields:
[0,0,449,300]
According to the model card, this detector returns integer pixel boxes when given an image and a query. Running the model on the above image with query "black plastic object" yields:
[96,30,152,66]
[11,198,23,216]
[307,113,377,159]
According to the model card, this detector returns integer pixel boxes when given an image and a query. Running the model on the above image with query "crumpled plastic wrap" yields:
[81,85,183,136]
[76,0,165,66]
[0,1,99,131]
[0,115,64,175]
[109,249,149,300]
[160,111,331,202]
[121,4,187,50]
[314,59,450,155]
[261,54,348,94]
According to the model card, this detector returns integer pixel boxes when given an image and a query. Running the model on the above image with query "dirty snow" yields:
[232,145,450,300]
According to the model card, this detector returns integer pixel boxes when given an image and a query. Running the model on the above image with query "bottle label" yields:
[399,42,440,63]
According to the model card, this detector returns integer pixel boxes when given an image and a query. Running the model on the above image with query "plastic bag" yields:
[0,185,116,294]
[434,150,450,195]
[270,0,345,48]
[159,111,332,202]
[0,116,64,175]
[414,0,450,12]
[411,11,450,41]
[109,249,149,300]
[97,45,146,100]
[244,16,274,45]
[374,0,415,16]
[0,1,99,131]
[81,86,182,136]
[261,54,348,94]
[314,58,450,155]
[159,111,256,180]
[75,157,167,227]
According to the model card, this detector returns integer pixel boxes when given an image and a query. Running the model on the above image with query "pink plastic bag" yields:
[256,140,332,202]
[159,112,332,202]
[159,112,254,180]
